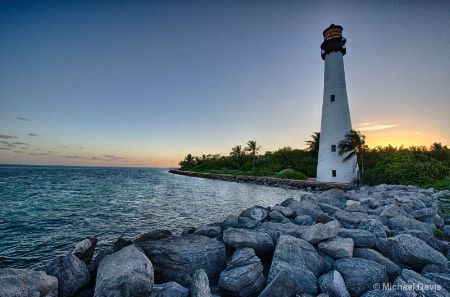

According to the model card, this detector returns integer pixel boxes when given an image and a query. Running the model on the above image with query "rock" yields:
[316,213,335,224]
[346,200,360,207]
[388,216,433,235]
[318,237,354,259]
[410,208,438,222]
[94,245,153,297]
[218,248,265,297]
[357,219,387,241]
[272,205,294,217]
[289,200,324,221]
[376,234,448,270]
[318,270,351,297]
[301,220,340,245]
[44,254,90,297]
[380,204,410,219]
[434,215,445,229]
[267,235,322,295]
[257,221,308,242]
[137,234,226,287]
[194,226,222,238]
[70,238,97,266]
[361,290,403,296]
[269,209,286,221]
[294,215,314,225]
[239,206,269,221]
[134,229,173,242]
[191,269,211,297]
[353,248,401,282]
[88,237,132,277]
[337,228,377,248]
[333,257,388,297]
[394,269,449,296]
[333,210,368,229]
[258,269,302,297]
[345,203,368,214]
[421,272,450,291]
[222,215,240,228]
[149,282,189,297]
[443,225,450,237]
[318,203,342,216]
[401,230,450,254]
[0,268,58,297]
[222,228,274,255]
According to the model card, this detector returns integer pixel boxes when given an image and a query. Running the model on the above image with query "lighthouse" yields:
[317,24,358,183]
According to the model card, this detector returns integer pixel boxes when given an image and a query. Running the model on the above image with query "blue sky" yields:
[1,1,449,167]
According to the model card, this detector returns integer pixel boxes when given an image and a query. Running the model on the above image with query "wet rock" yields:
[376,234,448,270]
[333,257,388,297]
[134,229,173,242]
[0,268,58,297]
[222,228,274,255]
[44,254,90,297]
[218,248,265,297]
[194,226,222,238]
[301,220,340,245]
[149,282,189,297]
[191,269,211,297]
[318,237,354,259]
[94,245,153,297]
[318,270,351,297]
[137,234,226,287]
[70,238,97,266]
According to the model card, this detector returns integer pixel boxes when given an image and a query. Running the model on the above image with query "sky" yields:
[1,1,449,168]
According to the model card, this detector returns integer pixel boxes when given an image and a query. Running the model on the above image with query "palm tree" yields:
[230,145,243,169]
[305,132,320,157]
[338,130,366,177]
[245,140,261,171]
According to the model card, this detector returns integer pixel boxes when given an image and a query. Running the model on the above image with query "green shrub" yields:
[274,169,307,180]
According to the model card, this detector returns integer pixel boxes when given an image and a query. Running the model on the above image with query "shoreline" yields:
[169,169,351,191]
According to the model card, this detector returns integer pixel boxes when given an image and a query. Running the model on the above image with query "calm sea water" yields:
[0,165,306,269]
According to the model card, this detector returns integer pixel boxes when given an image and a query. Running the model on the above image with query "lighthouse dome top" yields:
[323,24,344,41]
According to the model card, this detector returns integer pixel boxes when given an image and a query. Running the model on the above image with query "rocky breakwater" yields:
[2,185,450,297]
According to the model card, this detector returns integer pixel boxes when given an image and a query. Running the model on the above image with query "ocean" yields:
[0,165,305,270]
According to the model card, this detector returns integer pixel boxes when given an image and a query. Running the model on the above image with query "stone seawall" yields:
[169,169,351,191]
[2,184,450,297]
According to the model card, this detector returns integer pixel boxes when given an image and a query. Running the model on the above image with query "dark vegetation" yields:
[179,134,450,190]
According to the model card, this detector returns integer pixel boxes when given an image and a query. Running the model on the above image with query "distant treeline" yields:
[179,141,450,190]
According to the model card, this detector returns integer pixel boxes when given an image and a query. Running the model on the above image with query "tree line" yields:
[178,131,450,189]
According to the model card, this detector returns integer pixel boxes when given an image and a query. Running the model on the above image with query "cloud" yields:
[104,154,128,161]
[12,142,29,145]
[60,154,129,162]
[16,117,30,121]
[354,123,398,132]
[28,152,53,156]
[0,134,18,139]
[0,147,11,150]
[28,133,39,136]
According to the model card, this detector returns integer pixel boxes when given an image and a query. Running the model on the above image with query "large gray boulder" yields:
[318,237,354,259]
[338,228,377,248]
[388,216,433,235]
[357,219,387,241]
[319,270,351,297]
[272,205,294,217]
[239,206,269,221]
[376,234,448,270]
[410,208,438,222]
[44,254,90,297]
[267,235,320,295]
[333,257,388,297]
[149,282,189,297]
[70,237,97,265]
[257,221,308,242]
[218,248,265,297]
[0,268,58,297]
[394,269,449,296]
[289,200,324,221]
[191,269,211,297]
[401,230,450,254]
[137,234,226,287]
[353,248,401,282]
[361,290,403,296]
[222,228,274,255]
[94,245,154,297]
[258,269,302,297]
[333,210,368,229]
[301,220,340,245]
[194,226,222,238]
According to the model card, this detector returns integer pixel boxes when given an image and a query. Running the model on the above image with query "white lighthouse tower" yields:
[317,24,358,183]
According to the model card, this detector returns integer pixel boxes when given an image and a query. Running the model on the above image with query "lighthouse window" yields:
[332,170,337,177]
[330,95,335,102]
[331,145,337,152]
